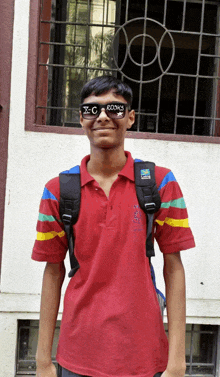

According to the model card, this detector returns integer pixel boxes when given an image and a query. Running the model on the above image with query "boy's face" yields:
[80,90,135,150]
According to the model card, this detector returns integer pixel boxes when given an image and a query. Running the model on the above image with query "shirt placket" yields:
[93,181,117,229]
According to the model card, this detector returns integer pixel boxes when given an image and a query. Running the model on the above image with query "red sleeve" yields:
[32,177,68,263]
[154,167,195,254]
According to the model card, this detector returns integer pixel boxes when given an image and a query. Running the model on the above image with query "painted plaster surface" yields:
[1,0,220,374]
[1,0,220,307]
[2,134,220,300]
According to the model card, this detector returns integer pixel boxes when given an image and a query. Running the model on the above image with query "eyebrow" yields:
[81,101,128,105]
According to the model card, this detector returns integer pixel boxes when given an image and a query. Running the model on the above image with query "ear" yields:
[127,109,135,130]
[79,112,84,128]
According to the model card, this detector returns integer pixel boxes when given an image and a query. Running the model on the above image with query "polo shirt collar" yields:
[80,151,135,187]
[80,155,94,187]
[118,151,135,182]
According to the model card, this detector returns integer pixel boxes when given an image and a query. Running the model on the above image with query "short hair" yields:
[80,75,133,106]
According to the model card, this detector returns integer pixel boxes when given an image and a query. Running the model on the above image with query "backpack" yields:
[59,160,166,316]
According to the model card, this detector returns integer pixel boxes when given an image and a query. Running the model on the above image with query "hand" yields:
[36,362,57,377]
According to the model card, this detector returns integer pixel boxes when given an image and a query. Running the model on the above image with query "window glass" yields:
[16,320,60,374]
[36,0,220,137]
[17,321,219,375]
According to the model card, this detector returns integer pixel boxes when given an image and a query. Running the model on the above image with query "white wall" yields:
[0,0,220,375]
[2,129,220,312]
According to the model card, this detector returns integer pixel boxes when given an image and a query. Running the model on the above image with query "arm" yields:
[36,261,66,377]
[162,252,186,377]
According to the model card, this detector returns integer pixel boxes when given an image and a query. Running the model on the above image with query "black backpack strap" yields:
[134,161,161,258]
[59,168,81,277]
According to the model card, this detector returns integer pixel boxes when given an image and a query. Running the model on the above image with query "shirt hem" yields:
[159,237,196,254]
[31,248,65,263]
[57,356,167,377]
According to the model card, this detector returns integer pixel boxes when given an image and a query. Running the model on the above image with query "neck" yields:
[87,147,127,177]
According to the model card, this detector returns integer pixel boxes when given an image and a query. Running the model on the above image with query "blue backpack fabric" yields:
[59,160,166,316]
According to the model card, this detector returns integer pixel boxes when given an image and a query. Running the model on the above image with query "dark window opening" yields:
[164,323,219,377]
[17,321,220,376]
[16,320,60,375]
[36,0,220,137]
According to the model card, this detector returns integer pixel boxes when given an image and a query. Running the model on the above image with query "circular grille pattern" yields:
[112,18,175,83]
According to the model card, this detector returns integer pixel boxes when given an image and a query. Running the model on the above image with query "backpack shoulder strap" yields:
[134,160,161,258]
[59,165,81,277]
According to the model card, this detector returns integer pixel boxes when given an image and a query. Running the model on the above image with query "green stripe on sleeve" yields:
[161,198,186,209]
[38,213,60,222]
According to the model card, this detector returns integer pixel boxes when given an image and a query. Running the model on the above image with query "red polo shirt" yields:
[32,152,195,377]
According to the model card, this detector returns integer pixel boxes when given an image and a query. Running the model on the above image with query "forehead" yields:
[82,89,127,104]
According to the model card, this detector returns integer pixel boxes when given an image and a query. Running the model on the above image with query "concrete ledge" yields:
[0,292,64,313]
[1,293,220,324]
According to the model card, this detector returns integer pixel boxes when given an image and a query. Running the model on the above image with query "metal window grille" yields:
[186,324,218,376]
[17,321,220,376]
[164,323,220,377]
[16,320,60,375]
[36,0,220,136]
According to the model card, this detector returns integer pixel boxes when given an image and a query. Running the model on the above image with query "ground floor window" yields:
[165,323,220,377]
[16,320,220,376]
[16,320,60,375]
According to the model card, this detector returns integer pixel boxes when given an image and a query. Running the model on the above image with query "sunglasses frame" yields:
[80,102,130,120]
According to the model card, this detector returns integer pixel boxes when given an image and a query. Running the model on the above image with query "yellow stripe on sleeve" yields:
[37,230,65,241]
[155,217,189,228]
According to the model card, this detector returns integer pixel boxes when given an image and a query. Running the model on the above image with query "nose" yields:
[97,107,110,121]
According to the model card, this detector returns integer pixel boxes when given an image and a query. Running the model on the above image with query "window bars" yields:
[16,320,61,375]
[17,321,220,375]
[164,323,220,377]
[36,0,220,136]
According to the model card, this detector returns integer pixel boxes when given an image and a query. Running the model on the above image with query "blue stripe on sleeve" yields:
[60,165,80,174]
[158,171,176,191]
[42,187,58,201]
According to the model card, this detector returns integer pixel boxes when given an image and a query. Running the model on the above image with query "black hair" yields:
[80,75,133,106]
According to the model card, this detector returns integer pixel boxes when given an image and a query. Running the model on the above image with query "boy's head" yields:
[80,75,133,106]
[79,76,135,150]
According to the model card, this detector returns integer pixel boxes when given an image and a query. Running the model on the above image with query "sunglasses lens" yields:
[80,102,128,119]
[81,104,100,119]
[106,103,126,119]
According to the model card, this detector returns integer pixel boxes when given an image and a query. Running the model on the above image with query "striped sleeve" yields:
[32,177,68,262]
[154,168,195,254]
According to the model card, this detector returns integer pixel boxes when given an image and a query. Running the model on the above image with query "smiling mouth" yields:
[92,127,117,131]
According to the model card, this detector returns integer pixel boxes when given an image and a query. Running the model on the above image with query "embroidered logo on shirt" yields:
[132,205,144,232]
[140,168,151,179]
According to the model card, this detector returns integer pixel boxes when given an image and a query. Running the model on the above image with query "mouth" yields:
[92,127,117,131]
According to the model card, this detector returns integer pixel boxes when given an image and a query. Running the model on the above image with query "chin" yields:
[95,140,120,149]
[93,137,115,147]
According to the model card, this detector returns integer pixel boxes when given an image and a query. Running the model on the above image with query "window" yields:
[17,321,220,376]
[16,320,60,375]
[164,323,220,377]
[185,324,219,376]
[26,0,220,140]
[36,0,118,127]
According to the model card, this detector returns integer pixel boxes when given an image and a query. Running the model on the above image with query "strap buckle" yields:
[62,213,72,225]
[144,202,156,213]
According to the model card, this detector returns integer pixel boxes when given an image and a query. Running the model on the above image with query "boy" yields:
[32,75,195,377]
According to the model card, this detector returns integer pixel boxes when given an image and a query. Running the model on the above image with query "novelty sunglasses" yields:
[80,102,130,120]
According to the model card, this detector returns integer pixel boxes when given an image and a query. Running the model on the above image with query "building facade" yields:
[0,0,220,376]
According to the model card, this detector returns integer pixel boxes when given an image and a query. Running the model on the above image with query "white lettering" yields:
[106,104,125,111]
[91,106,98,114]
[83,106,90,114]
